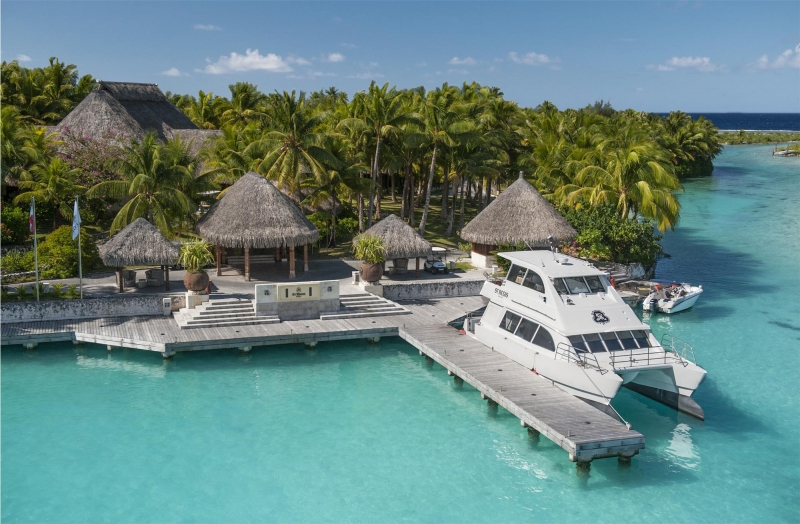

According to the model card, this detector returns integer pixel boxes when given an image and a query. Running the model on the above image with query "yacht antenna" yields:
[547,235,557,260]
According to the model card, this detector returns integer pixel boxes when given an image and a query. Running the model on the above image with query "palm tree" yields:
[417,85,473,235]
[14,158,85,229]
[249,91,336,192]
[557,128,682,231]
[339,82,418,228]
[87,132,195,234]
[219,82,267,128]
[185,90,220,130]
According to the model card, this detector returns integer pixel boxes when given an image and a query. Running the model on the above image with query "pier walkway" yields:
[1,294,644,465]
[398,325,644,463]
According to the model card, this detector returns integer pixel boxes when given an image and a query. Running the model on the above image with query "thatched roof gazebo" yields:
[99,218,179,292]
[196,172,319,280]
[363,214,432,276]
[460,174,576,268]
[53,81,221,155]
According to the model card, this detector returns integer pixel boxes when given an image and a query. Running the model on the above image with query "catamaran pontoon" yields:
[466,251,707,419]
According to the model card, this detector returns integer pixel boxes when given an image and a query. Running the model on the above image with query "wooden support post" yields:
[244,246,250,282]
[415,257,420,277]
[275,246,281,263]
[164,265,170,291]
[215,245,222,276]
[117,267,123,293]
[289,246,296,279]
[303,244,309,272]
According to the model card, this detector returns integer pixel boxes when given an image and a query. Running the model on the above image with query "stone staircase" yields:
[320,292,409,320]
[173,297,280,329]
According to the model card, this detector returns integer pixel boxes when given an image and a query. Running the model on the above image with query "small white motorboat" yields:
[643,280,703,314]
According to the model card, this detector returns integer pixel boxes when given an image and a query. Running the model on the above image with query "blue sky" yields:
[3,1,799,112]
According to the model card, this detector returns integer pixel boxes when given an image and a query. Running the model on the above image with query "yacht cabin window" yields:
[507,265,525,285]
[500,311,521,333]
[532,325,555,351]
[515,318,539,342]
[522,271,546,293]
[551,276,607,295]
[567,330,653,353]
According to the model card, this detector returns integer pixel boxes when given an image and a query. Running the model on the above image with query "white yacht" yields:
[642,280,703,314]
[468,251,707,420]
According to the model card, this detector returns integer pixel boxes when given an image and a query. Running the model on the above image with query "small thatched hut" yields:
[99,218,179,292]
[53,81,221,155]
[196,172,319,280]
[363,214,432,276]
[460,174,576,268]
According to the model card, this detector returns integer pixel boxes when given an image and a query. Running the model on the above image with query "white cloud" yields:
[324,53,345,63]
[647,56,724,73]
[194,24,221,31]
[289,56,311,66]
[162,67,188,77]
[348,72,385,80]
[449,56,477,66]
[509,51,551,65]
[198,49,293,74]
[754,44,800,70]
[16,54,31,62]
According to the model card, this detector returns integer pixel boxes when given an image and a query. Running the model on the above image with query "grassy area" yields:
[721,131,800,145]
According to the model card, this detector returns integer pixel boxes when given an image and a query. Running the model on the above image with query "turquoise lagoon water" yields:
[2,145,799,523]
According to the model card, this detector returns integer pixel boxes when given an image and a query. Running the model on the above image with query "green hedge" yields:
[38,226,101,279]
[1,206,30,245]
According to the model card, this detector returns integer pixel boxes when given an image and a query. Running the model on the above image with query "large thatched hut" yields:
[99,218,179,292]
[52,81,220,155]
[196,172,319,280]
[460,174,576,268]
[363,214,432,276]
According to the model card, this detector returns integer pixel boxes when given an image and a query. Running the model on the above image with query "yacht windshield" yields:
[563,277,590,294]
[568,330,653,352]
[552,278,568,295]
[552,276,607,295]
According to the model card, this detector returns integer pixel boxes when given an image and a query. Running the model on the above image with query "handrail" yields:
[609,345,678,369]
[555,343,607,375]
[660,333,697,365]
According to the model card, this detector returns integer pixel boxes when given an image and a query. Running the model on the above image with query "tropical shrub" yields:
[1,206,30,245]
[179,240,213,273]
[338,217,359,235]
[352,234,386,264]
[561,205,662,266]
[38,226,101,279]
[0,249,35,274]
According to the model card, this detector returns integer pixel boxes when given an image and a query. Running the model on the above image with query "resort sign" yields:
[276,283,321,303]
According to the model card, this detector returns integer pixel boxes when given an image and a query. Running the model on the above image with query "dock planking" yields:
[398,325,645,463]
[1,294,645,464]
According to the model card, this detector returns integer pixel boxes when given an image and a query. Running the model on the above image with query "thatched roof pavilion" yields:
[196,172,319,280]
[53,81,220,155]
[460,175,576,268]
[99,218,179,292]
[363,214,432,276]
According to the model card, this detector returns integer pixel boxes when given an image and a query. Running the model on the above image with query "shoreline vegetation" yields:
[720,130,800,145]
[0,56,736,285]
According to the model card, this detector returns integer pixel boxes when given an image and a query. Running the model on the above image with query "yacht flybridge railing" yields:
[555,343,607,374]
[660,333,697,365]
[609,335,696,370]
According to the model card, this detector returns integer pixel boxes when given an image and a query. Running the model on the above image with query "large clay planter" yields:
[183,271,210,292]
[359,262,383,283]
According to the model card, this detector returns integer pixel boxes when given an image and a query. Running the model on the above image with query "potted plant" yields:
[352,234,386,283]
[179,240,214,292]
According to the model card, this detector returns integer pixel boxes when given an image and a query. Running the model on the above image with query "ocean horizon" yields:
[654,112,800,132]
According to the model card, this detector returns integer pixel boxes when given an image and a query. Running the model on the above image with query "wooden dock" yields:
[398,325,645,464]
[1,294,645,465]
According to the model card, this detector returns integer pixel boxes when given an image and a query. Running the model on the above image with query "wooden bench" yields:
[226,255,275,267]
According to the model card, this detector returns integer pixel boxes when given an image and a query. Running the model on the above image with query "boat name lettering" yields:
[494,288,509,298]
[591,310,610,324]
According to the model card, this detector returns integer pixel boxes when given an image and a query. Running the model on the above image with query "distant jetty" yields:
[773,143,799,157]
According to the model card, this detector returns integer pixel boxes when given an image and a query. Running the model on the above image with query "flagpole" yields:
[77,197,83,299]
[32,197,40,301]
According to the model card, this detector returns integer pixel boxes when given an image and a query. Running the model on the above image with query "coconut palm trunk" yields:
[367,139,381,229]
[458,175,467,231]
[440,171,449,218]
[418,143,438,235]
[390,172,396,203]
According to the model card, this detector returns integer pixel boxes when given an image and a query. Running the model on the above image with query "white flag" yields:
[72,198,82,240]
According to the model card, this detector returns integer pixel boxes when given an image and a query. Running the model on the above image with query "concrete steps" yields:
[321,293,410,320]
[173,298,279,329]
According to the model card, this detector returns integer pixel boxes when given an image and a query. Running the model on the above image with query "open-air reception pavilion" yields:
[363,214,432,277]
[195,172,319,281]
[459,173,577,268]
[99,218,180,292]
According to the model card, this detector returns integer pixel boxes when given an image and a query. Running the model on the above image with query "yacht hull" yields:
[623,382,705,420]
